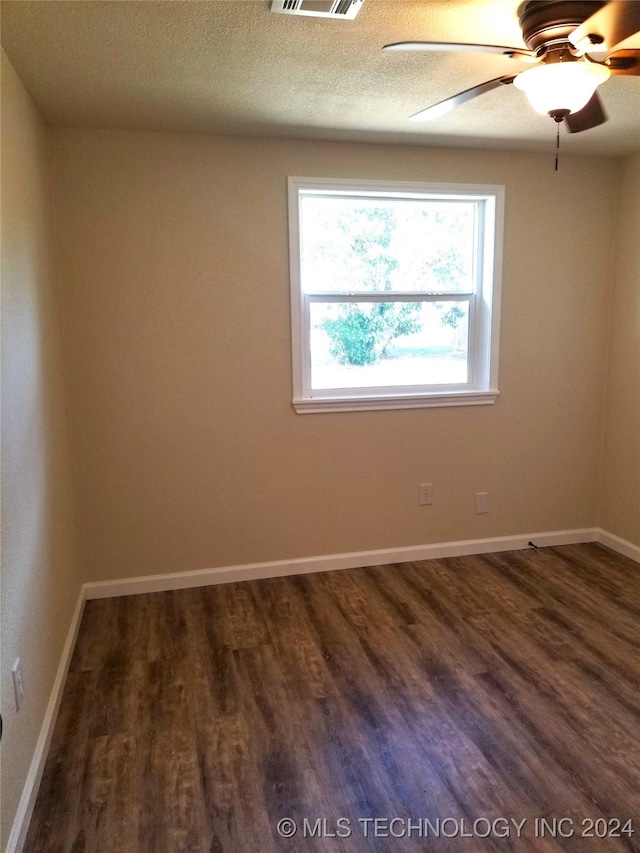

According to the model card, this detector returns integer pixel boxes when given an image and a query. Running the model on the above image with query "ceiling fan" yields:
[384,1,640,134]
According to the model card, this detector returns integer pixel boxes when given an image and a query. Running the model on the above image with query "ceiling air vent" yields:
[271,0,363,19]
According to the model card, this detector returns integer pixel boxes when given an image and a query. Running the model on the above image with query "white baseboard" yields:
[84,527,599,599]
[6,588,86,853]
[596,528,640,563]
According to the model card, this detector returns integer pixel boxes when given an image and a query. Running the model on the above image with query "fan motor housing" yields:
[517,0,606,51]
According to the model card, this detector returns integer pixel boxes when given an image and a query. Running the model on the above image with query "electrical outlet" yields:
[475,492,489,514]
[419,483,433,506]
[12,658,25,711]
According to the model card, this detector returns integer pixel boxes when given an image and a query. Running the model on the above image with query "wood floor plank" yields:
[23,668,98,853]
[24,544,640,853]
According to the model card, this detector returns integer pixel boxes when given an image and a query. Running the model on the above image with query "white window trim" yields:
[288,177,504,414]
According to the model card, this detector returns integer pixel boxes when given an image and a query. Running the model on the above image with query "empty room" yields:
[1,1,639,851]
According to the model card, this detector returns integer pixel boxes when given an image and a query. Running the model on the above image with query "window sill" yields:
[293,389,499,413]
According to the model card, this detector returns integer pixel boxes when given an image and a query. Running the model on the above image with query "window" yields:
[288,178,504,413]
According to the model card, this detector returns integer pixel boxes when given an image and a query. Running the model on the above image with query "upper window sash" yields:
[298,187,479,296]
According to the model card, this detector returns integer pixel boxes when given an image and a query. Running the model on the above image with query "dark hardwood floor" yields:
[24,543,640,852]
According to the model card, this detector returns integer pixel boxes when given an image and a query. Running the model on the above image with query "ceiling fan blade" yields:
[410,76,515,122]
[565,91,608,132]
[569,1,640,53]
[605,48,640,75]
[383,41,536,59]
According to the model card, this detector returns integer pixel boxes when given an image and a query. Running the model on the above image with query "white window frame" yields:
[288,177,504,414]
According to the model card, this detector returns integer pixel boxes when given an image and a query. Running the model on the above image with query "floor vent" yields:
[271,0,363,19]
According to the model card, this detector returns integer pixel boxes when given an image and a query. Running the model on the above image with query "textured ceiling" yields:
[1,0,639,155]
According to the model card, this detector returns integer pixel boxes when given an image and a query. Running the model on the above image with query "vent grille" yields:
[334,0,356,14]
[271,0,363,19]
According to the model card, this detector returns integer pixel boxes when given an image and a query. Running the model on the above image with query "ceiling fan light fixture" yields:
[514,60,610,115]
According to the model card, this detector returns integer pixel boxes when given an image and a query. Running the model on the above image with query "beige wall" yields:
[0,61,635,847]
[600,151,640,548]
[48,128,619,582]
[0,52,82,849]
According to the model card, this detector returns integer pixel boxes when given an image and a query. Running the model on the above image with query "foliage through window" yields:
[288,178,504,412]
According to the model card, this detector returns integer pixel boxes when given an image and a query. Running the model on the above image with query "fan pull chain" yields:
[549,110,569,173]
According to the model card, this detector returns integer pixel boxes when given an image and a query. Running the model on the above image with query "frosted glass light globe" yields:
[514,61,611,115]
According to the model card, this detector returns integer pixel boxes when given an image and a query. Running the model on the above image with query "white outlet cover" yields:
[12,658,25,711]
[419,483,433,506]
[475,492,489,514]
